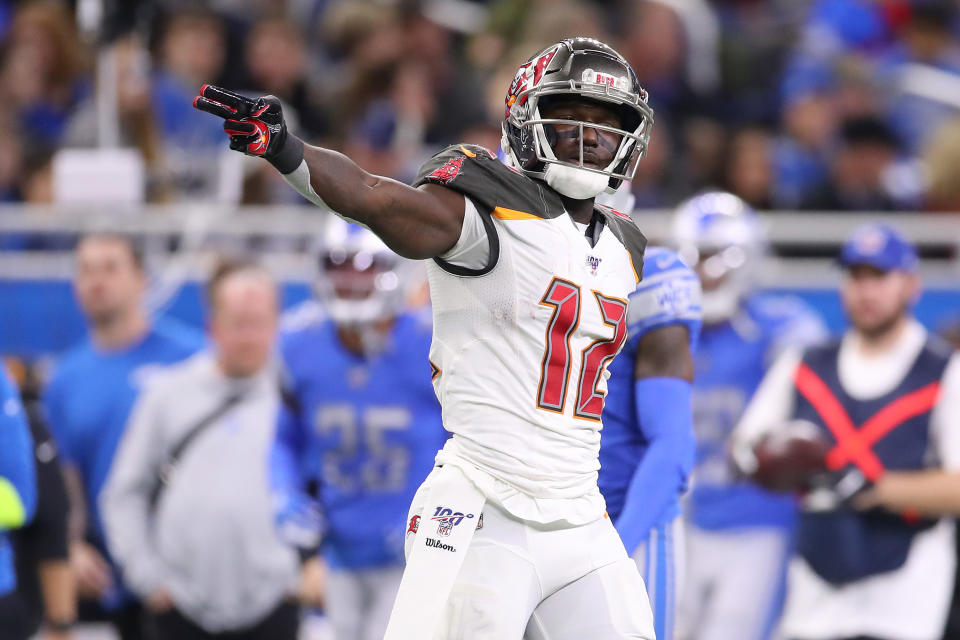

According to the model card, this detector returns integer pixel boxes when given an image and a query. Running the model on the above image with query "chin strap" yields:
[544,162,610,199]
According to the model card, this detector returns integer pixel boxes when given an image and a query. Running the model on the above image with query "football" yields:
[749,420,832,493]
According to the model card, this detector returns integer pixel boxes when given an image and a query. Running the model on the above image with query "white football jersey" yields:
[414,144,647,525]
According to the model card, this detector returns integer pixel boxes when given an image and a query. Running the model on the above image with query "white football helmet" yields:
[315,217,407,329]
[670,191,767,324]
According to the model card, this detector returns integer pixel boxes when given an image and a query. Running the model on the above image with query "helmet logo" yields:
[582,68,629,92]
[505,46,558,118]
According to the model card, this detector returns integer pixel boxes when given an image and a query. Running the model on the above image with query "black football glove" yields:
[192,84,303,173]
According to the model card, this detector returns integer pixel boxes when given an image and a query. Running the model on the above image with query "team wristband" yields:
[268,133,305,175]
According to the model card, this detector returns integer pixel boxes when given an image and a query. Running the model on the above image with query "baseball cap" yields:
[838,223,917,272]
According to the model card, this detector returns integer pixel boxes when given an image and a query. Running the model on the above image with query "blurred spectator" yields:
[151,8,234,201]
[618,0,721,141]
[244,15,329,141]
[0,146,76,252]
[772,69,837,209]
[923,118,960,211]
[0,119,23,202]
[62,36,170,201]
[807,116,915,211]
[0,363,37,640]
[878,0,960,154]
[0,2,89,146]
[9,361,75,640]
[19,146,53,205]
[721,126,775,210]
[788,0,902,74]
[43,234,203,640]
[102,259,301,640]
[711,0,808,124]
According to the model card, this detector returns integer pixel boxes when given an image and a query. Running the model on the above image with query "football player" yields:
[272,219,447,640]
[594,246,701,640]
[670,193,827,640]
[197,38,661,638]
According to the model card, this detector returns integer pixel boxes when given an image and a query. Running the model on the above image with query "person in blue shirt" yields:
[669,192,828,640]
[598,246,702,640]
[43,234,202,639]
[272,219,448,640]
[0,364,37,639]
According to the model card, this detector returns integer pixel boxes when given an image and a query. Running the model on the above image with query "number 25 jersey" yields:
[413,144,647,525]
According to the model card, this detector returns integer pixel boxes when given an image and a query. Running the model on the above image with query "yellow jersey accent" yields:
[492,206,540,221]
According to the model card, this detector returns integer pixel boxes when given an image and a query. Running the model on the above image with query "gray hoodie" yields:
[101,351,298,632]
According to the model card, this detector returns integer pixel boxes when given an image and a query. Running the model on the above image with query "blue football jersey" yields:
[44,318,203,541]
[688,294,827,530]
[275,308,447,570]
[599,247,702,522]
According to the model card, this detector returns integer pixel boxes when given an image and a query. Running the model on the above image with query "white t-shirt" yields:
[733,320,960,640]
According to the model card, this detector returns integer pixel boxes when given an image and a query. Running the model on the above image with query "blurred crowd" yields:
[1,0,960,219]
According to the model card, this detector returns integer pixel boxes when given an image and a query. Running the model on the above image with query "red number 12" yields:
[537,277,628,421]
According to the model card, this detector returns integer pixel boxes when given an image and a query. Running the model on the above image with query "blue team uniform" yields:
[599,247,702,640]
[0,365,36,597]
[683,293,826,640]
[273,309,448,570]
[43,318,202,605]
[688,295,826,531]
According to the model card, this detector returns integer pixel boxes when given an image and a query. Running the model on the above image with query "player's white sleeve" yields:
[283,160,371,228]
[931,353,960,471]
[730,347,803,474]
[626,247,702,342]
[437,197,489,270]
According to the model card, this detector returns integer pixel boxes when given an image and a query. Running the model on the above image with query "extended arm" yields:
[193,86,464,259]
[614,324,695,555]
[855,355,960,515]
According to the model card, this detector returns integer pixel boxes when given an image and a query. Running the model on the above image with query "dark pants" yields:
[77,599,152,640]
[153,601,299,640]
[0,590,32,640]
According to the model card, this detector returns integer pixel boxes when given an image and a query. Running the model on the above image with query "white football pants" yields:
[399,466,656,640]
[677,525,790,640]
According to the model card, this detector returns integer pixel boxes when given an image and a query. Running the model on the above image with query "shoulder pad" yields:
[626,246,702,344]
[595,204,648,283]
[413,144,565,219]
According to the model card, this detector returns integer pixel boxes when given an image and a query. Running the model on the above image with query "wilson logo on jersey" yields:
[431,506,476,537]
[425,537,456,552]
[428,155,465,184]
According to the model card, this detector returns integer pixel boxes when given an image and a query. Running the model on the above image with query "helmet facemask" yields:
[315,220,410,353]
[501,41,654,199]
[671,192,768,324]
